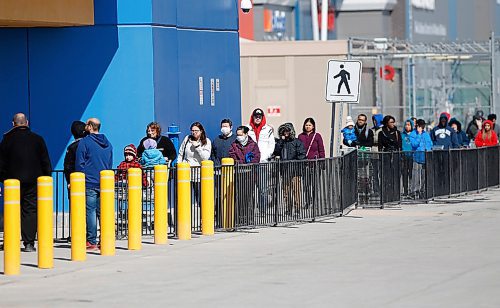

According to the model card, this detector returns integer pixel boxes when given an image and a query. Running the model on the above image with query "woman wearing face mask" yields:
[228,126,261,164]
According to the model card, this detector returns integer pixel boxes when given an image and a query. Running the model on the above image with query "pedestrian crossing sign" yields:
[326,59,362,103]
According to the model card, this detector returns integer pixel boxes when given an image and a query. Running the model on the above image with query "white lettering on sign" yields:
[414,21,446,36]
[199,77,204,105]
[412,0,435,10]
[210,78,215,106]
[216,79,220,92]
[267,106,281,117]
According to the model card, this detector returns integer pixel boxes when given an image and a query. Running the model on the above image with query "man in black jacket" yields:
[354,114,374,148]
[0,113,52,252]
[63,121,87,185]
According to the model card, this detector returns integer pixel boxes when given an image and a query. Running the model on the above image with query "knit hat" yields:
[124,144,137,158]
[143,138,157,150]
[346,116,354,127]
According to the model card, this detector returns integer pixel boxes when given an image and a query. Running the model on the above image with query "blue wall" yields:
[0,0,242,170]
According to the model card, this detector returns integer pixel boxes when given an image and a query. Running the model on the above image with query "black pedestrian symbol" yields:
[333,64,351,94]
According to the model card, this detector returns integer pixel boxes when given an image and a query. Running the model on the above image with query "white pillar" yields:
[311,0,319,41]
[320,0,328,41]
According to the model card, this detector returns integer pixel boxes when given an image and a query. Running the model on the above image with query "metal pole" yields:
[320,0,328,41]
[311,0,319,41]
[329,102,336,157]
[411,57,417,118]
[491,32,496,115]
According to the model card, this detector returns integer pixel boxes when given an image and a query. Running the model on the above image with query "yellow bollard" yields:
[177,162,191,240]
[37,176,53,269]
[4,179,21,275]
[128,168,142,250]
[201,160,215,235]
[70,172,86,261]
[221,158,235,229]
[154,165,168,244]
[100,170,115,256]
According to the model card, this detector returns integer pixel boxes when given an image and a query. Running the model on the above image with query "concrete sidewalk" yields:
[1,190,500,307]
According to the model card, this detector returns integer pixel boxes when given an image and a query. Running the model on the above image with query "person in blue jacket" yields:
[431,113,459,149]
[401,118,414,197]
[139,138,167,167]
[448,118,469,148]
[410,119,433,199]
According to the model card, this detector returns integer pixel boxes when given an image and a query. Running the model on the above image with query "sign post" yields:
[325,59,362,156]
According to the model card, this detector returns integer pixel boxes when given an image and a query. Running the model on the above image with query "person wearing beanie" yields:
[341,116,357,147]
[474,120,498,147]
[431,112,459,149]
[248,108,275,163]
[116,144,147,186]
[63,120,87,184]
[140,138,167,167]
[448,118,469,147]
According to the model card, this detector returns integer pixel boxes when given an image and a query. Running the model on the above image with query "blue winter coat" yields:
[410,130,433,164]
[431,116,459,149]
[342,126,357,146]
[140,149,166,167]
[76,134,113,188]
[402,119,414,154]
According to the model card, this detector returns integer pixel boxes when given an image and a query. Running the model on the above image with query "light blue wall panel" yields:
[177,0,239,30]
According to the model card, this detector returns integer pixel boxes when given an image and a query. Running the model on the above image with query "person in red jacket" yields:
[474,120,498,147]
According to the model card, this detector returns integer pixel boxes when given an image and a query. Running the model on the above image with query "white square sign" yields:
[326,59,362,103]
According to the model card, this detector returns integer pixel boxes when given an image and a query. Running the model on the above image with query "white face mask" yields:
[221,127,231,136]
[237,135,248,145]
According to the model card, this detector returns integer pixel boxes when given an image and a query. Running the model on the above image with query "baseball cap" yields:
[252,108,264,117]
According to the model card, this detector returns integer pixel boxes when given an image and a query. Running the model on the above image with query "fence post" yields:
[221,158,234,230]
[4,179,21,275]
[128,168,142,250]
[37,176,53,269]
[177,162,191,240]
[201,160,215,235]
[477,149,480,193]
[274,159,280,227]
[154,165,168,244]
[70,172,86,261]
[379,153,384,209]
[100,170,115,256]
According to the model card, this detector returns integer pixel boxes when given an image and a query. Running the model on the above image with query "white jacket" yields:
[178,136,212,167]
[248,124,275,162]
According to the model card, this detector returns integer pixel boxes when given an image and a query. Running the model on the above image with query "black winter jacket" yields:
[0,126,52,184]
[378,127,402,152]
[273,138,306,161]
[63,139,82,184]
[355,124,374,147]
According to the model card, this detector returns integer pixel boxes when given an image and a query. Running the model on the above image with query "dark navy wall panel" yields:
[176,29,241,141]
[0,29,29,135]
[153,0,177,26]
[177,0,238,30]
[28,26,155,168]
[152,27,180,132]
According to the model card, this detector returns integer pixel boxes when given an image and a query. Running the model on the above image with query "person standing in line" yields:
[466,110,484,141]
[371,113,384,151]
[63,121,87,185]
[137,122,176,163]
[401,119,414,197]
[341,116,358,148]
[354,114,374,148]
[298,118,325,160]
[75,118,113,251]
[378,115,402,152]
[487,114,500,143]
[474,120,498,147]
[211,118,237,165]
[228,126,261,164]
[0,113,52,252]
[448,118,469,148]
[431,113,459,149]
[247,108,275,162]
[410,119,433,199]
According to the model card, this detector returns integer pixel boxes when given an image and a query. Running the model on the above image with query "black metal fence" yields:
[357,146,500,208]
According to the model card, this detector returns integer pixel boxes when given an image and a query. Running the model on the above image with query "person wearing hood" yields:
[378,115,402,152]
[274,123,306,215]
[137,122,176,163]
[211,118,237,165]
[448,118,469,147]
[76,118,113,250]
[248,108,275,162]
[466,110,484,140]
[410,119,433,199]
[140,139,167,167]
[431,113,459,149]
[354,114,374,148]
[341,116,357,147]
[401,118,414,197]
[474,120,498,147]
[64,120,87,185]
[229,126,261,164]
[0,113,52,252]
[371,113,384,150]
